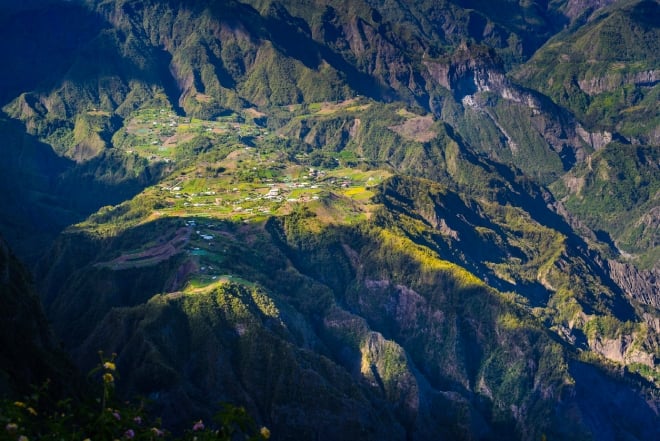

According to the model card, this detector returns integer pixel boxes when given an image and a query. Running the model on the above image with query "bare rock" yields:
[608,260,660,308]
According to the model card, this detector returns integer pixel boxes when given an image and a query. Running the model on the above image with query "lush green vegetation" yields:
[1,0,659,439]
[34,150,657,437]
[551,143,659,267]
[514,0,660,136]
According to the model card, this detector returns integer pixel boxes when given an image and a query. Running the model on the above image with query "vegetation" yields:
[514,0,660,136]
[0,354,270,441]
[551,143,659,267]
[0,0,659,439]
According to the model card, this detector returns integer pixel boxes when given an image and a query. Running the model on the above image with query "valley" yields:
[0,0,658,440]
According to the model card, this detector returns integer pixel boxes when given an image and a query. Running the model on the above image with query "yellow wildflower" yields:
[103,361,116,371]
[103,373,114,383]
[5,423,18,432]
[27,407,38,416]
[260,426,271,439]
[13,401,25,408]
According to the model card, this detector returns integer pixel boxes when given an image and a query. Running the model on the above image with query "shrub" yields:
[0,352,269,441]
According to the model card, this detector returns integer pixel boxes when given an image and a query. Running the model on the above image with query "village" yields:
[159,157,386,220]
[117,106,388,221]
[161,172,369,289]
[120,107,268,162]
[155,147,387,288]
[110,105,389,287]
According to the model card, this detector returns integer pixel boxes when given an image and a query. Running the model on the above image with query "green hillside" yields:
[514,0,659,267]
[514,0,660,138]
[36,113,659,437]
[0,0,658,439]
[552,143,660,268]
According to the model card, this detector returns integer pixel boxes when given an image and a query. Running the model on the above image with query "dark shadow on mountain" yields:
[0,2,106,106]
[37,217,189,348]
[0,113,167,264]
[0,234,79,398]
[155,48,186,116]
[452,72,478,101]
[204,43,237,90]
[518,280,553,307]
[54,150,167,216]
[257,3,395,101]
[594,229,617,249]
[630,0,660,28]
[448,0,569,58]
[0,114,75,262]
[568,360,660,441]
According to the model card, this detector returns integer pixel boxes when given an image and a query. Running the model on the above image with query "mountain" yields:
[0,235,74,397]
[514,0,660,269]
[0,0,659,439]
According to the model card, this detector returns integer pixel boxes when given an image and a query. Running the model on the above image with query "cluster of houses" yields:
[161,170,357,214]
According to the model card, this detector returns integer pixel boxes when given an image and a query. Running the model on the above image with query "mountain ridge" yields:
[0,0,658,439]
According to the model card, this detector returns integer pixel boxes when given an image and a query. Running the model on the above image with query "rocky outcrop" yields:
[589,333,656,367]
[425,43,563,112]
[575,125,613,151]
[578,70,660,95]
[608,260,660,308]
[423,43,511,101]
[425,43,592,169]
[589,334,633,363]
[561,0,618,22]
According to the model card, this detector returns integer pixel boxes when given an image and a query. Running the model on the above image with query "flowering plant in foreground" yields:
[0,352,269,441]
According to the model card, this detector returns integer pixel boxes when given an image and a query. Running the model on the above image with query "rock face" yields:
[578,69,660,95]
[423,44,508,100]
[561,0,619,21]
[608,260,660,308]
[424,43,591,178]
[575,125,613,151]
